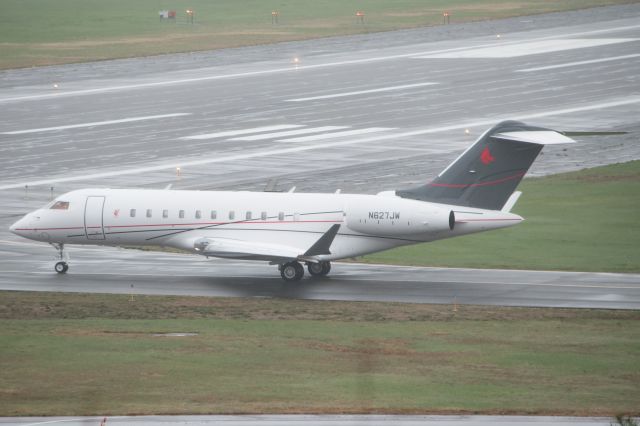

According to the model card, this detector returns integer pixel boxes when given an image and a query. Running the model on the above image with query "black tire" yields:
[308,261,331,277]
[307,262,324,276]
[280,261,304,281]
[55,261,68,274]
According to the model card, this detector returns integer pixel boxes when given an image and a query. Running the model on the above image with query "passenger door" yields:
[84,196,105,240]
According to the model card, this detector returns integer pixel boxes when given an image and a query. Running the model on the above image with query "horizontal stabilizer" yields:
[561,131,627,137]
[492,131,576,145]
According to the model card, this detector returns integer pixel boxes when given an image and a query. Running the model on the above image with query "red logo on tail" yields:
[481,147,495,165]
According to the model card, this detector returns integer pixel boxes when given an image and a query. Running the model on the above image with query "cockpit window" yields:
[50,201,70,210]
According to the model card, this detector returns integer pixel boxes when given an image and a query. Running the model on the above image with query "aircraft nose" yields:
[10,218,22,235]
[10,216,28,236]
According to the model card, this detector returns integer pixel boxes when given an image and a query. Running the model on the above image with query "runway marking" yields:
[20,419,102,426]
[285,82,439,102]
[1,95,639,190]
[516,53,640,72]
[0,239,58,248]
[179,124,304,140]
[3,25,640,104]
[415,38,638,58]
[229,126,348,141]
[342,278,640,290]
[279,128,393,142]
[0,113,192,135]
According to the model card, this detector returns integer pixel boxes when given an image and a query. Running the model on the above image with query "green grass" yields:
[1,291,639,416]
[362,161,640,273]
[0,0,635,69]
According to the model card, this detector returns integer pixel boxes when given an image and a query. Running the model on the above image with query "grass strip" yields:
[362,161,640,273]
[1,0,636,69]
[1,291,638,416]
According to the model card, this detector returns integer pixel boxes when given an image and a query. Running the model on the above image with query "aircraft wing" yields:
[192,224,341,263]
[194,237,302,262]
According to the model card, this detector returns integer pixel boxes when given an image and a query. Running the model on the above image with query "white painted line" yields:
[286,83,439,102]
[516,53,640,72]
[3,25,640,103]
[229,126,348,141]
[1,96,639,190]
[279,128,393,143]
[180,125,304,140]
[416,38,638,59]
[1,113,191,135]
[20,419,103,426]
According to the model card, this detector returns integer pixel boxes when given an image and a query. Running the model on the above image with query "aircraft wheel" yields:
[307,262,331,277]
[308,261,331,276]
[307,262,324,276]
[280,261,304,281]
[55,261,68,274]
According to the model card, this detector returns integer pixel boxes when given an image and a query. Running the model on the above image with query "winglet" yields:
[303,224,341,256]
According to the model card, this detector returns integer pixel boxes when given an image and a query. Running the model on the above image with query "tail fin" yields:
[396,121,575,210]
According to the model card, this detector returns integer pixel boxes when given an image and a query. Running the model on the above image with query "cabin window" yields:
[130,209,136,217]
[162,209,168,218]
[210,210,217,220]
[146,209,152,218]
[261,211,267,221]
[179,210,185,219]
[50,201,70,210]
[278,212,285,221]
[246,211,252,220]
[195,210,201,219]
[229,211,235,220]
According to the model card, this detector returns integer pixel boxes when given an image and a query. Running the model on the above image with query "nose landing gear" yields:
[55,261,69,274]
[50,243,69,274]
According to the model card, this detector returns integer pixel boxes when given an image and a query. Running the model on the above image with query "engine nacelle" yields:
[345,196,454,236]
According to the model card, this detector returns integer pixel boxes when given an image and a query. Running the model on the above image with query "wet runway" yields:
[1,4,639,310]
[2,222,639,309]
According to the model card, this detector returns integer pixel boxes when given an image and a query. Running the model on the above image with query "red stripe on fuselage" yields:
[15,220,344,232]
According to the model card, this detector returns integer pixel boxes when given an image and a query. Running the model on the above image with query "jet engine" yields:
[345,197,454,236]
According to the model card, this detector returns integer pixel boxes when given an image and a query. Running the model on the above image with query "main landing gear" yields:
[51,243,69,274]
[280,261,304,281]
[278,261,331,281]
[307,261,331,277]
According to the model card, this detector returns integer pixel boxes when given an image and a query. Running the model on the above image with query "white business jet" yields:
[10,121,574,281]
